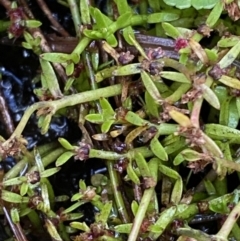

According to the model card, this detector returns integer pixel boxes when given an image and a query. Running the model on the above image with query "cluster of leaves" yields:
[2,0,240,241]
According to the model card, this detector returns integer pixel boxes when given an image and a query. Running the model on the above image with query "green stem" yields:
[9,84,122,139]
[190,97,203,128]
[127,158,158,241]
[89,146,154,161]
[73,36,91,55]
[67,0,81,37]
[217,201,240,239]
[107,161,130,223]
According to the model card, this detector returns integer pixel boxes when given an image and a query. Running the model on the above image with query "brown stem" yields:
[2,206,29,241]
[0,87,15,137]
[36,0,70,37]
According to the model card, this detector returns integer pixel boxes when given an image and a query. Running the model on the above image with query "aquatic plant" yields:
[1,0,240,241]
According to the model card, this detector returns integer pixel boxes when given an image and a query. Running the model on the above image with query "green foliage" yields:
[3,0,240,241]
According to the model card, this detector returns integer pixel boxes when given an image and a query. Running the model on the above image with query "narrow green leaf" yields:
[127,162,140,185]
[209,192,234,214]
[95,201,112,223]
[206,0,224,27]
[41,167,61,178]
[219,41,240,69]
[79,180,87,190]
[141,70,162,103]
[218,37,240,48]
[181,149,204,161]
[70,222,90,232]
[40,59,62,98]
[19,208,32,217]
[10,208,20,224]
[135,152,151,177]
[55,151,74,167]
[145,91,159,118]
[92,7,113,28]
[71,193,83,202]
[205,124,240,141]
[160,71,191,83]
[202,132,223,158]
[228,97,239,128]
[150,137,168,161]
[236,97,240,117]
[112,63,141,76]
[171,178,183,204]
[169,109,192,127]
[85,113,104,123]
[105,34,118,47]
[163,0,191,9]
[219,96,232,126]
[45,219,62,241]
[22,42,32,49]
[201,84,220,109]
[25,20,42,28]
[40,53,71,63]
[101,120,115,133]
[58,138,74,150]
[62,201,84,214]
[159,164,179,179]
[100,98,115,115]
[20,182,29,196]
[148,12,179,23]
[115,12,132,28]
[125,111,148,126]
[173,153,185,165]
[66,62,74,76]
[34,147,44,172]
[131,200,139,217]
[2,177,24,186]
[41,182,50,212]
[162,22,181,39]
[1,190,28,203]
[192,0,218,10]
[64,213,83,221]
[204,180,216,196]
[205,49,218,63]
[149,206,176,239]
[115,223,132,233]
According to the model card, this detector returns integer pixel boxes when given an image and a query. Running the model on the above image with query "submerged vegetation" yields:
[2,0,240,240]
